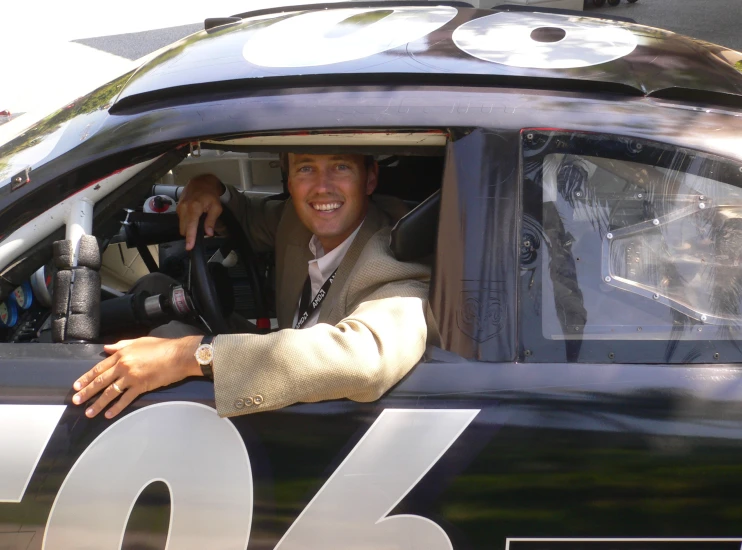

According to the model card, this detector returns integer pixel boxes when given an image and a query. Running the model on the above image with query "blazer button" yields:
[254,395,264,405]
[234,398,245,410]
[244,397,254,407]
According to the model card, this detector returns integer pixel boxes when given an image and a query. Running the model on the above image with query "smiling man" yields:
[72,153,434,418]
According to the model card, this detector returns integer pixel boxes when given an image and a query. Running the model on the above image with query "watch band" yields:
[200,335,215,380]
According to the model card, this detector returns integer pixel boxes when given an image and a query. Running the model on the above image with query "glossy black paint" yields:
[2,6,742,546]
[2,346,742,549]
[111,5,742,107]
[3,87,742,240]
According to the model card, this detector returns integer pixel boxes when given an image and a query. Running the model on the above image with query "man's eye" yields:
[297,166,313,173]
[336,164,350,171]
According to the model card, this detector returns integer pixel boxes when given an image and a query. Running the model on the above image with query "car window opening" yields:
[0,132,447,345]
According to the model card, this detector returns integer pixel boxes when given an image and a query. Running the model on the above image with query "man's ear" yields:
[366,161,379,196]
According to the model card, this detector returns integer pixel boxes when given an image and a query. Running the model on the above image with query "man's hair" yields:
[279,152,375,175]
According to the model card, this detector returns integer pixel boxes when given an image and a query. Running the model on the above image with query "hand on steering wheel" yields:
[189,209,268,334]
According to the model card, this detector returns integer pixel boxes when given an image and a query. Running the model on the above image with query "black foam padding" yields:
[390,190,440,262]
[52,318,66,343]
[52,270,72,316]
[51,270,72,343]
[66,312,100,341]
[65,268,101,341]
[53,241,74,270]
[69,269,100,314]
[51,268,101,342]
[77,235,101,270]
[53,237,101,270]
[123,212,181,247]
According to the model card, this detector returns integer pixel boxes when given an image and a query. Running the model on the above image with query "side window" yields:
[520,131,742,363]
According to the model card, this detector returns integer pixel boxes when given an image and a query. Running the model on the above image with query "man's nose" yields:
[314,168,334,191]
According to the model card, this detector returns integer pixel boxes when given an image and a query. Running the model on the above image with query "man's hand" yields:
[176,173,224,250]
[72,335,203,419]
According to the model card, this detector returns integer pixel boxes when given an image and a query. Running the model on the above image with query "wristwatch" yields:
[194,335,215,379]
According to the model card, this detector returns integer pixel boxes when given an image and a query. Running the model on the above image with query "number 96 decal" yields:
[242,8,638,70]
[1,403,478,550]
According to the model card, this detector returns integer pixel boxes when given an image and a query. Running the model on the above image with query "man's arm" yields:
[73,272,429,420]
[213,287,429,416]
[211,232,432,416]
[71,335,204,419]
[177,173,283,252]
[221,182,284,253]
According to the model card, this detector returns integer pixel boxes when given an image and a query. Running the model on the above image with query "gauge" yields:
[0,301,18,328]
[12,281,34,310]
[31,263,55,308]
[144,194,176,214]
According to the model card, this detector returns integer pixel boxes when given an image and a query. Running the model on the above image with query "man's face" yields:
[287,153,378,252]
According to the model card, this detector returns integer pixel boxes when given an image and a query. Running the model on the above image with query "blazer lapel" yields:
[318,203,388,323]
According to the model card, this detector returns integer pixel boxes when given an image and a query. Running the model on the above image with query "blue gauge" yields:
[0,301,18,328]
[12,281,34,310]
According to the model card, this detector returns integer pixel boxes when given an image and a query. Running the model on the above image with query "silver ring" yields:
[112,382,125,394]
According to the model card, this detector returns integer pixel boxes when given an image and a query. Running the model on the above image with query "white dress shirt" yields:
[293,221,363,329]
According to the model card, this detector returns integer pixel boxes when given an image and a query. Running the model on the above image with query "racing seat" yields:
[390,189,440,262]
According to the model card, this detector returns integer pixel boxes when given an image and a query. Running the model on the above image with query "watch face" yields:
[195,344,214,365]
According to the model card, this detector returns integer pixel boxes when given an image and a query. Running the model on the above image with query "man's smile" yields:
[311,201,344,213]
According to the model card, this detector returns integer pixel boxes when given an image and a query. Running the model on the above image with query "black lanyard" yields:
[294,268,338,329]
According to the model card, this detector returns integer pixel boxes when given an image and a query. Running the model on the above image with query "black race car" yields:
[2,3,742,550]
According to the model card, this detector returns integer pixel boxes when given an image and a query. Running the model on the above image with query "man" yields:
[71,153,434,419]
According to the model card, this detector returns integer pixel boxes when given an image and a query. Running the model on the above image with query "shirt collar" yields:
[308,220,364,277]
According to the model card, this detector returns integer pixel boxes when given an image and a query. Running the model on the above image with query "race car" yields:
[2,2,742,549]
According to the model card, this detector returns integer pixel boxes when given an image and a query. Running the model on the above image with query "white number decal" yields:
[244,7,457,68]
[1,405,477,550]
[275,409,479,550]
[42,402,253,550]
[453,12,637,69]
[0,405,66,503]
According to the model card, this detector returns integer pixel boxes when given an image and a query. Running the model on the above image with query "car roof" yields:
[111,2,742,113]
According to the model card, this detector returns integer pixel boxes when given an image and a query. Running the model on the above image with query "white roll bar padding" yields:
[0,158,158,273]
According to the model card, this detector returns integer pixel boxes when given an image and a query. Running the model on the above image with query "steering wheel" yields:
[189,208,268,334]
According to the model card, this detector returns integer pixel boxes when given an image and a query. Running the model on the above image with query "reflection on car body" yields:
[2,2,742,549]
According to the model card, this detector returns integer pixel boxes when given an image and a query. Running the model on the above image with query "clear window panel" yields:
[522,132,742,349]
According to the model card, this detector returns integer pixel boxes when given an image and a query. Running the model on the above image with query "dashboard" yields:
[0,263,54,342]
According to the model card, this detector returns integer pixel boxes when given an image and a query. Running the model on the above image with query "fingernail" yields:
[73,382,81,390]
[72,395,81,404]
[86,408,94,417]
[105,411,113,419]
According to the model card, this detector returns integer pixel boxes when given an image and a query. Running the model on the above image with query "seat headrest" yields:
[390,190,440,262]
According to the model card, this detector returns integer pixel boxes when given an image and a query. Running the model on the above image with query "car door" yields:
[413,128,742,550]
[0,128,470,550]
[3,111,742,550]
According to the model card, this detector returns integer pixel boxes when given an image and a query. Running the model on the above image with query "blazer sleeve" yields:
[211,246,431,417]
[223,184,284,252]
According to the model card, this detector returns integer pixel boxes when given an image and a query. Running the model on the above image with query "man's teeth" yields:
[313,203,342,211]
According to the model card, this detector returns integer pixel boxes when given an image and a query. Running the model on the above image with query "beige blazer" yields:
[211,190,434,416]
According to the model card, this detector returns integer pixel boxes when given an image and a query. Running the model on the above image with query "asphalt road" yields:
[74,23,204,61]
[589,0,742,51]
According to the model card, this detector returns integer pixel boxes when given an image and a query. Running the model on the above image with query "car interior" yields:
[0,131,447,344]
